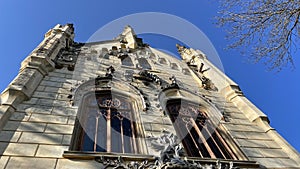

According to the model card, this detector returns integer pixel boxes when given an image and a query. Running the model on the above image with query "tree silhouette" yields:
[217,0,300,70]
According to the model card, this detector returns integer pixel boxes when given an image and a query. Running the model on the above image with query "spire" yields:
[116,25,144,49]
[176,44,206,62]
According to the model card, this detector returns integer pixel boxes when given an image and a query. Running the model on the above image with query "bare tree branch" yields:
[217,0,300,71]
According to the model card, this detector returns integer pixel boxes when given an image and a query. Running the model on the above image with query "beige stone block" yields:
[52,107,77,116]
[67,116,76,125]
[263,140,281,149]
[29,114,68,124]
[40,80,62,88]
[225,124,263,132]
[141,115,164,124]
[143,123,151,131]
[0,156,9,169]
[278,158,300,168]
[0,156,8,169]
[236,138,268,148]
[53,100,69,107]
[44,86,59,93]
[6,157,56,169]
[37,98,54,106]
[57,88,71,94]
[250,157,285,168]
[0,142,38,156]
[245,132,273,140]
[16,103,32,111]
[9,112,30,121]
[259,148,288,158]
[228,131,247,139]
[241,147,263,158]
[25,105,53,114]
[62,135,72,145]
[45,124,74,134]
[49,72,66,78]
[49,77,66,83]
[0,131,21,142]
[56,159,101,169]
[32,91,57,99]
[19,132,63,144]
[36,145,68,158]
[22,98,38,105]
[3,121,46,132]
[36,85,46,91]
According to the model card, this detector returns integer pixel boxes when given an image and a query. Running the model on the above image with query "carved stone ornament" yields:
[133,70,162,85]
[53,42,83,71]
[200,76,218,91]
[161,75,180,90]
[94,130,237,169]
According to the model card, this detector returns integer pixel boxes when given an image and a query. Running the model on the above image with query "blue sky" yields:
[0,0,299,152]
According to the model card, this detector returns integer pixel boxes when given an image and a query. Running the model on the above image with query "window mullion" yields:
[106,108,111,153]
[189,117,216,158]
[215,129,238,160]
[184,122,204,157]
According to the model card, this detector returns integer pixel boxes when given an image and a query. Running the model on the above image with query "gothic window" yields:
[170,63,180,70]
[182,68,191,75]
[166,100,238,160]
[121,56,134,67]
[72,91,141,154]
[159,58,168,65]
[137,58,151,69]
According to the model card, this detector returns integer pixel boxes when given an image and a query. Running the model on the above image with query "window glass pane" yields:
[74,93,139,154]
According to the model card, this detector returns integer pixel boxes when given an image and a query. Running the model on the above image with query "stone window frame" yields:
[166,99,238,159]
[158,87,249,161]
[120,56,135,68]
[65,78,148,158]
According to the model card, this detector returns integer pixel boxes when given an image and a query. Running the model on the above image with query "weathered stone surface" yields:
[52,107,77,116]
[56,159,101,169]
[36,145,68,157]
[7,68,44,99]
[3,121,46,132]
[32,91,57,99]
[6,157,56,169]
[19,132,63,144]
[40,80,62,88]
[25,105,53,114]
[0,142,38,156]
[62,135,72,145]
[45,124,73,134]
[29,114,68,124]
[0,156,9,169]
[0,105,15,130]
[0,131,21,142]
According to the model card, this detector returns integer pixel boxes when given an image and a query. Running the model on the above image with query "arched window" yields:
[121,56,134,67]
[72,91,141,154]
[138,58,151,69]
[166,99,238,159]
